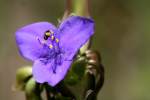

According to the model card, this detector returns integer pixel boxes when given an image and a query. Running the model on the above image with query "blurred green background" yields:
[0,0,150,100]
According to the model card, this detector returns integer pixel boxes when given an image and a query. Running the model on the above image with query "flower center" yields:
[43,30,59,48]
[36,30,60,50]
[36,30,64,73]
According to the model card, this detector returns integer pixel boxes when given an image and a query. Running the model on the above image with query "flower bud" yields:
[15,66,32,90]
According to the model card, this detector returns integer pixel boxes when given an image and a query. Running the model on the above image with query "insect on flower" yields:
[15,16,94,86]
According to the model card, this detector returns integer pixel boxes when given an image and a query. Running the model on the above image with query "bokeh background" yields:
[0,0,150,100]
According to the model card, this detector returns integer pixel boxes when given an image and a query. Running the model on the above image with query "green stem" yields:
[62,0,72,20]
[55,82,75,99]
[45,84,56,100]
[73,0,91,54]
[84,72,96,100]
[72,0,97,100]
[72,0,90,17]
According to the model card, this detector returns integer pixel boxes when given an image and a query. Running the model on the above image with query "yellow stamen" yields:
[51,35,54,40]
[49,44,53,49]
[45,32,51,36]
[55,38,59,43]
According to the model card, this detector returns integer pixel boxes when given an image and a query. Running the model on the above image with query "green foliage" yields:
[64,58,86,85]
[15,66,32,90]
[25,78,42,100]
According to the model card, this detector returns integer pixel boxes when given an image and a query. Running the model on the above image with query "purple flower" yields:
[16,16,94,86]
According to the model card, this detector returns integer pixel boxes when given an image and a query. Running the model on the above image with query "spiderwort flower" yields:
[16,16,94,86]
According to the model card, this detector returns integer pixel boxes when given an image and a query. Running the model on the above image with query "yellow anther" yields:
[45,31,51,36]
[51,35,54,40]
[55,38,59,43]
[49,44,53,49]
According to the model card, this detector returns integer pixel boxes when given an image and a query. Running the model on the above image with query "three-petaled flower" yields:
[16,16,94,86]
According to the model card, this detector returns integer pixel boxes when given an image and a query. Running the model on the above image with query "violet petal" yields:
[32,58,72,86]
[58,16,94,59]
[16,22,56,61]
